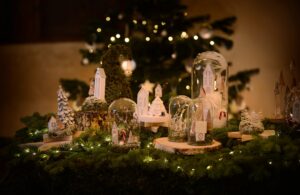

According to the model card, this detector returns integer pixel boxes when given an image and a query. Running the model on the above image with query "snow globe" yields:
[187,97,213,146]
[108,98,140,147]
[168,95,192,142]
[191,51,228,128]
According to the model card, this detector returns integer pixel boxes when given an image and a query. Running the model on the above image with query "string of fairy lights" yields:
[91,14,214,46]
[15,130,300,177]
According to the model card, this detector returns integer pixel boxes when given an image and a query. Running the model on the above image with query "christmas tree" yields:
[57,86,75,134]
[60,0,258,116]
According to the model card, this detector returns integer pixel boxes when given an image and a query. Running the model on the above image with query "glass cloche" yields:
[108,98,140,147]
[286,86,300,131]
[187,97,213,146]
[168,95,192,142]
[191,51,228,128]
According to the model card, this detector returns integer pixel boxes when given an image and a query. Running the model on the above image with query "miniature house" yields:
[94,67,106,101]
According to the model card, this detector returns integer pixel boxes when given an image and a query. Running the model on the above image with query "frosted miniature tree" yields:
[239,109,264,134]
[57,86,75,132]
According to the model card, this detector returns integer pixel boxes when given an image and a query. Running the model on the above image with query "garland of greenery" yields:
[2,117,300,194]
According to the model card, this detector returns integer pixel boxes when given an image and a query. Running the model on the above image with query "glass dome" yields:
[191,51,228,128]
[168,95,192,142]
[187,97,213,145]
[108,98,139,147]
[286,86,300,130]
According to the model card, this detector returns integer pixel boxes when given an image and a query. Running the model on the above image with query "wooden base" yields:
[39,141,72,151]
[154,137,221,155]
[227,130,276,142]
[43,134,73,143]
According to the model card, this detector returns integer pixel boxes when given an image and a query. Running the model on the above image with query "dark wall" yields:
[0,0,115,43]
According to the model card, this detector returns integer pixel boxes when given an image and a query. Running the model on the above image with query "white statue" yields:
[94,67,106,101]
[149,84,167,116]
[137,87,149,117]
[203,64,214,94]
[48,116,58,134]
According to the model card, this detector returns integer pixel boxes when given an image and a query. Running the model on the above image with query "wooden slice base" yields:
[227,130,276,142]
[43,134,73,143]
[154,137,221,155]
[39,141,72,151]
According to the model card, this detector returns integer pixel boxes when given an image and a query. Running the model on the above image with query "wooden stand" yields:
[154,137,221,155]
[19,131,83,151]
[227,130,276,142]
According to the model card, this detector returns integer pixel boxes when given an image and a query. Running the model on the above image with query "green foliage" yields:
[8,116,300,193]
[15,112,52,143]
[59,79,89,100]
[101,44,133,103]
[228,68,260,102]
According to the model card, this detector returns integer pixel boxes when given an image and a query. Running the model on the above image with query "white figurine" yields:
[88,78,95,96]
[203,64,214,94]
[149,84,167,116]
[137,87,149,117]
[94,67,106,101]
[48,116,58,134]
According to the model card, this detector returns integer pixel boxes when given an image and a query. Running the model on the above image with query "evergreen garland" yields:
[3,118,300,194]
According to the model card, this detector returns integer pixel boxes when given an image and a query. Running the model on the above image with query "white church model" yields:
[94,67,106,101]
[137,84,170,131]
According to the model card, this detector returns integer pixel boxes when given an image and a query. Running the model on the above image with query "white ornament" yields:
[239,110,264,134]
[199,25,213,39]
[48,116,58,134]
[121,60,136,77]
[137,87,149,118]
[203,64,214,94]
[94,67,106,101]
[140,80,155,93]
[149,84,167,116]
[88,78,95,96]
[112,122,119,145]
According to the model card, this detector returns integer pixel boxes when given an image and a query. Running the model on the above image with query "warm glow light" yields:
[106,16,111,21]
[116,34,121,38]
[186,85,190,90]
[154,25,159,29]
[193,35,199,40]
[110,36,116,42]
[142,20,147,25]
[121,60,136,76]
[96,28,102,32]
[145,37,150,41]
[161,21,166,26]
[181,31,188,39]
[133,19,137,24]
[210,40,215,45]
[153,29,158,33]
[168,36,173,41]
[124,37,130,43]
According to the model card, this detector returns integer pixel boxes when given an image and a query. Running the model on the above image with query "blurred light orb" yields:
[199,25,213,39]
[121,60,136,76]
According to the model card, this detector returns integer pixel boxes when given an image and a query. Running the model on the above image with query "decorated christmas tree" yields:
[56,0,259,116]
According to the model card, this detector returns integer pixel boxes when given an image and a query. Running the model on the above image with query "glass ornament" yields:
[187,97,213,145]
[108,98,140,147]
[286,86,300,130]
[191,51,228,128]
[199,24,213,39]
[168,95,192,142]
